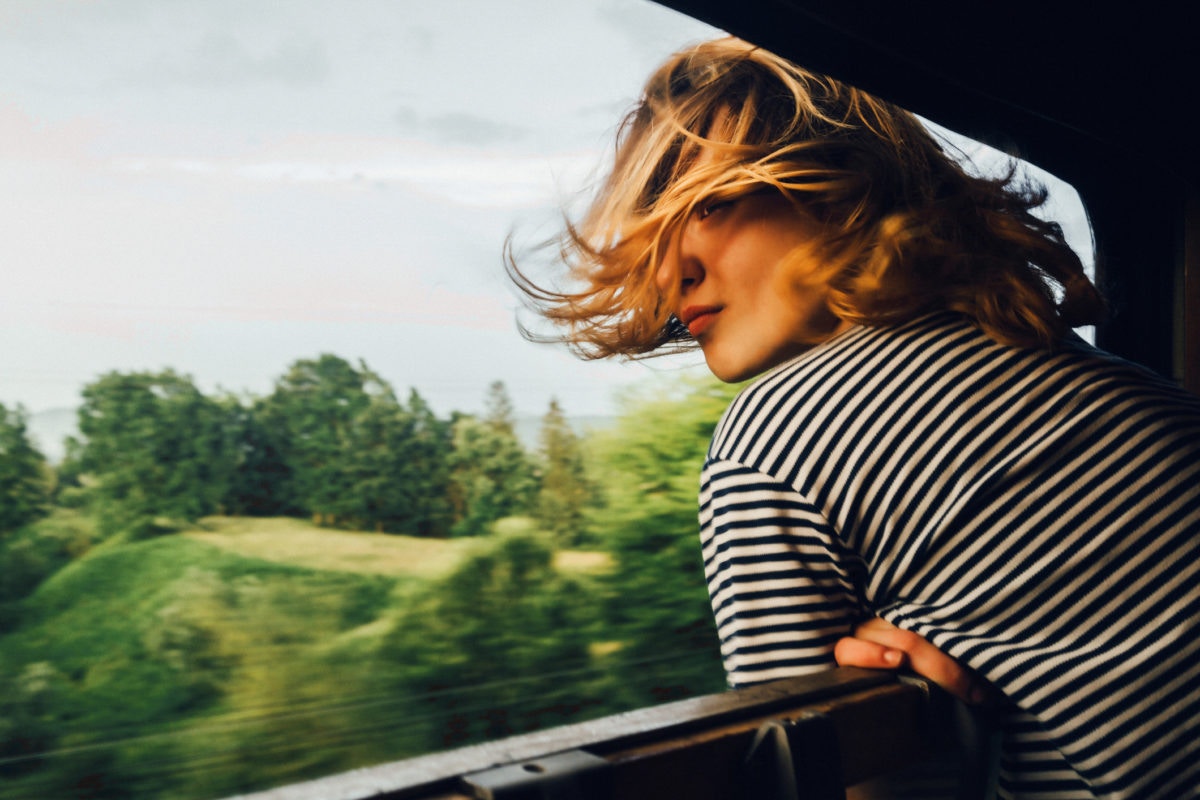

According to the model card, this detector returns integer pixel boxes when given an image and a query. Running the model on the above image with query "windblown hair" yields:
[508,36,1105,358]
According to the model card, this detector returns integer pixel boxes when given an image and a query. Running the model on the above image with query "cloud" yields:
[112,133,595,209]
[396,108,529,146]
[147,30,329,88]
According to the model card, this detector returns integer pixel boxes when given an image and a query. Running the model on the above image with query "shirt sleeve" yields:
[700,457,868,688]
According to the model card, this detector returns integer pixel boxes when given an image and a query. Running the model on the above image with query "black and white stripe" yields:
[699,313,1200,799]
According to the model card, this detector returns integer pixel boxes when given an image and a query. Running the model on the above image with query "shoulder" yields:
[710,313,1199,473]
[708,314,982,459]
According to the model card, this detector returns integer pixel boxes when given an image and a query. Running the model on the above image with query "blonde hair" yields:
[508,37,1105,358]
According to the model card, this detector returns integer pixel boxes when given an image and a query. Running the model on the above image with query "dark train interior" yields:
[664,0,1198,390]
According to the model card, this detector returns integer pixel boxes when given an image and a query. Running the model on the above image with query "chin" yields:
[704,357,763,384]
[705,346,812,384]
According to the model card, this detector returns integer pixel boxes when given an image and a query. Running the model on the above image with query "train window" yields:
[0,3,722,798]
[0,4,1097,799]
[924,120,1097,341]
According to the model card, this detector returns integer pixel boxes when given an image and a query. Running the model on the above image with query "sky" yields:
[0,0,720,428]
[0,0,1092,439]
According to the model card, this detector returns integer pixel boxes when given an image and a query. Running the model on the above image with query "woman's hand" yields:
[834,617,990,705]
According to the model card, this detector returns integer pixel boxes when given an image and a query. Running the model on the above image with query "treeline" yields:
[0,404,49,535]
[28,354,592,542]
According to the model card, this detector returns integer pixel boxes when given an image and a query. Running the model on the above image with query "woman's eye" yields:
[697,198,735,220]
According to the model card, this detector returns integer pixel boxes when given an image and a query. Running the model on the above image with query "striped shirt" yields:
[699,313,1200,799]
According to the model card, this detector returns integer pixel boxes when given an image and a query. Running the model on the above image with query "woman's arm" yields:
[834,617,991,705]
[700,460,865,686]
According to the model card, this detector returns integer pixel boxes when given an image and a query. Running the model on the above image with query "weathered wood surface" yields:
[229,667,950,800]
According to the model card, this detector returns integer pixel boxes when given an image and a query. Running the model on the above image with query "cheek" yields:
[764,272,839,342]
[773,238,827,285]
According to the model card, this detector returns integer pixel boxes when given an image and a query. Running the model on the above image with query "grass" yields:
[187,516,614,577]
[2,522,414,799]
[0,513,619,800]
[185,516,477,579]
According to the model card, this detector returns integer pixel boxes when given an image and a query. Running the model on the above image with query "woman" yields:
[510,37,1200,798]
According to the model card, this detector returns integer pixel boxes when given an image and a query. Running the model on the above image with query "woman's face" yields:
[654,187,847,382]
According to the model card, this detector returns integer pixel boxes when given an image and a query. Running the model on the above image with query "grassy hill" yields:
[0,513,620,800]
[185,515,612,577]
[184,516,478,578]
[2,518,413,799]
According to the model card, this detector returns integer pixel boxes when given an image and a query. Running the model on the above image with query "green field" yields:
[185,516,480,578]
[0,512,656,800]
[184,516,613,578]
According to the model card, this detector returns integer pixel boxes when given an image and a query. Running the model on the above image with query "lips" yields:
[680,305,721,338]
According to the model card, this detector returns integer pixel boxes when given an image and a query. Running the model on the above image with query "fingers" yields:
[839,618,989,705]
[834,634,906,670]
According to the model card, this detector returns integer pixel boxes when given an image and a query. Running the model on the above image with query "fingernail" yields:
[884,650,902,666]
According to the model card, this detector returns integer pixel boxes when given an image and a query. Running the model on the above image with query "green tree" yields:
[398,390,454,536]
[258,355,383,526]
[0,403,51,533]
[535,398,594,545]
[589,376,738,707]
[344,388,452,535]
[75,371,237,535]
[483,379,517,435]
[448,382,537,536]
[52,436,87,509]
[382,533,602,748]
[221,397,295,517]
[256,355,455,534]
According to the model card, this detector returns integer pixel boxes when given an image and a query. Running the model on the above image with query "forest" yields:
[0,354,736,800]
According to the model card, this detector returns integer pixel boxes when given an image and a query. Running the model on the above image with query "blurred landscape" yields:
[0,359,734,800]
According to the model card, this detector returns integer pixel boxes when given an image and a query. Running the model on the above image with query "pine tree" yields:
[0,403,51,533]
[535,399,593,545]
[401,389,454,536]
[483,380,517,435]
[257,356,454,534]
[344,387,452,535]
[448,382,538,536]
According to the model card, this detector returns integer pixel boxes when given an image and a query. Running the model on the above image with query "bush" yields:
[0,511,99,607]
[0,662,68,777]
[381,533,606,750]
[0,403,51,533]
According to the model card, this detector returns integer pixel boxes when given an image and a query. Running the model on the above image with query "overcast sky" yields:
[0,0,1091,435]
[0,0,720,425]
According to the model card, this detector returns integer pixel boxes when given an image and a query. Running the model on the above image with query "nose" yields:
[654,216,704,295]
